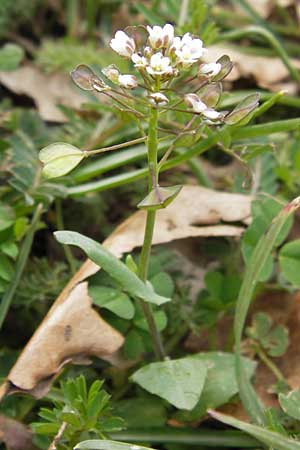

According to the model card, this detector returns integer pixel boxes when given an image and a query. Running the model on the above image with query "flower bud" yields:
[147,24,174,49]
[148,92,169,106]
[110,30,135,58]
[199,62,221,77]
[118,74,138,89]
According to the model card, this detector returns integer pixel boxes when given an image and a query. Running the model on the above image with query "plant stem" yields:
[255,345,286,384]
[138,107,166,361]
[0,203,43,331]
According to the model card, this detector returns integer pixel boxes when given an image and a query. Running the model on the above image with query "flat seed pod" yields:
[71,64,104,91]
[39,142,85,178]
[212,55,233,81]
[199,82,222,108]
[224,93,260,125]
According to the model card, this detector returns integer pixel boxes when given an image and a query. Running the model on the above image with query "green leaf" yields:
[209,410,300,450]
[39,142,85,179]
[175,352,256,421]
[134,310,167,332]
[0,203,15,232]
[54,231,170,306]
[89,286,135,320]
[0,241,18,260]
[235,197,300,425]
[76,440,155,450]
[131,358,208,410]
[279,239,300,287]
[224,94,260,125]
[123,329,146,359]
[150,272,175,298]
[279,390,300,420]
[137,185,182,210]
[0,254,14,281]
[0,43,24,70]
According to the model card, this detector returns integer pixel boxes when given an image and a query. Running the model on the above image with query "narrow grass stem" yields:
[138,107,166,361]
[0,203,43,331]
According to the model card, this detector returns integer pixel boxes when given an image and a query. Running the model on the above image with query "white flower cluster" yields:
[109,24,223,119]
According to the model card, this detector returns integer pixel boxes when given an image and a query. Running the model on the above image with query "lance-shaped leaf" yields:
[71,64,106,91]
[131,358,208,410]
[199,83,222,108]
[224,93,260,125]
[54,231,170,306]
[209,410,300,450]
[212,55,233,81]
[76,440,155,450]
[137,185,182,210]
[39,142,85,179]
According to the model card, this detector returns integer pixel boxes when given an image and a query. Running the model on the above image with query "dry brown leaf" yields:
[206,45,300,93]
[1,186,252,398]
[2,282,124,398]
[0,415,35,450]
[0,65,84,122]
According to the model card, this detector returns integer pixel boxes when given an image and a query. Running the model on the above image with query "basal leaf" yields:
[279,390,300,421]
[131,358,208,410]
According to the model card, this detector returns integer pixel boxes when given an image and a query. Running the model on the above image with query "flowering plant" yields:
[39,24,259,359]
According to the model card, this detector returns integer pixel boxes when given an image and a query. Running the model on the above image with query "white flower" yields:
[131,53,148,68]
[118,74,138,89]
[148,92,169,106]
[146,52,173,76]
[199,62,221,77]
[175,33,206,67]
[184,93,221,119]
[110,30,135,58]
[147,24,174,49]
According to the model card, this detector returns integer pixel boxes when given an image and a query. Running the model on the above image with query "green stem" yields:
[255,345,286,384]
[138,107,165,361]
[55,199,76,274]
[0,203,43,331]
[110,428,258,447]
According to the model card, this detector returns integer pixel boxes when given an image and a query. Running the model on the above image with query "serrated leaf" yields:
[279,390,300,420]
[131,358,208,410]
[54,231,170,306]
[89,286,135,320]
[39,142,85,179]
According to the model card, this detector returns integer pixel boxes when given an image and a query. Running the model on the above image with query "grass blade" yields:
[234,197,300,424]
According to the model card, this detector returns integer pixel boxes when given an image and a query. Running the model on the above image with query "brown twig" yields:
[48,422,67,450]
